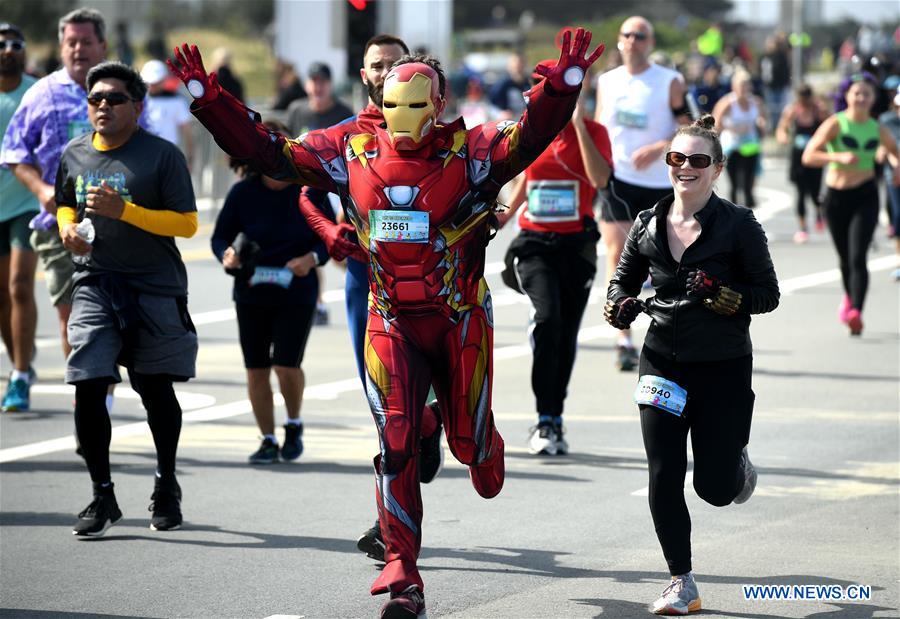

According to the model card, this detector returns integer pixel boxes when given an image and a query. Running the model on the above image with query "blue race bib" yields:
[634,375,687,417]
[526,180,579,222]
[370,210,429,243]
[249,267,293,289]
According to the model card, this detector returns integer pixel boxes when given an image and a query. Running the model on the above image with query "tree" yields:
[0,0,75,41]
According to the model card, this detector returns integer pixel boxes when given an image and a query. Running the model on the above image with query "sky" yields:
[729,0,899,26]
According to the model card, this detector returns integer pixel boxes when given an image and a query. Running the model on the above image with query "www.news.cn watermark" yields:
[743,584,872,602]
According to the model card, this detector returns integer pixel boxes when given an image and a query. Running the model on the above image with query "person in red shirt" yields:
[498,59,612,455]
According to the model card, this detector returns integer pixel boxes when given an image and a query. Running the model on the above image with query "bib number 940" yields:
[634,375,687,417]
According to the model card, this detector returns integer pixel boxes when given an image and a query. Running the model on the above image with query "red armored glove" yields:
[167,44,219,105]
[535,28,605,93]
[322,222,365,262]
[298,191,365,262]
[604,297,645,330]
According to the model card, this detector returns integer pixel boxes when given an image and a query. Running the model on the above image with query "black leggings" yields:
[74,372,183,486]
[514,233,597,416]
[726,152,759,208]
[823,181,879,310]
[639,346,754,576]
[791,165,822,221]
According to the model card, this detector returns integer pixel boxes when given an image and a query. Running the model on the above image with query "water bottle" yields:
[73,217,95,265]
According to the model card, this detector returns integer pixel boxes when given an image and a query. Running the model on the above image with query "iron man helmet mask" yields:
[382,63,443,150]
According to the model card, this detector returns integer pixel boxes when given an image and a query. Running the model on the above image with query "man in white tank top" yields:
[595,16,691,371]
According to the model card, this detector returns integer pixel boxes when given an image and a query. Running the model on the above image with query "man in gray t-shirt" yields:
[56,61,198,538]
[285,61,353,136]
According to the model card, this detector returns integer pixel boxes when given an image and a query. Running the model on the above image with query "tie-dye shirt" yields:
[1,68,93,186]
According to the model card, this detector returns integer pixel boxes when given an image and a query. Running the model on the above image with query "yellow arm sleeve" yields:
[119,201,198,238]
[57,206,77,231]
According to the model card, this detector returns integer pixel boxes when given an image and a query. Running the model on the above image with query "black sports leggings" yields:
[823,181,879,311]
[514,234,596,416]
[726,152,759,208]
[794,169,822,221]
[74,372,183,486]
[639,346,754,576]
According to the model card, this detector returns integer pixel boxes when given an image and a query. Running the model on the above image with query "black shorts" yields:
[601,176,672,222]
[236,302,315,369]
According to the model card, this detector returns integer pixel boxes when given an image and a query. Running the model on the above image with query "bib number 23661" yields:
[370,210,429,243]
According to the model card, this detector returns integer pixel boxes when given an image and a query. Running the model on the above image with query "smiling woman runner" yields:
[605,114,779,615]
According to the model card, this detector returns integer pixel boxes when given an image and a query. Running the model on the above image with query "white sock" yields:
[10,370,29,383]
[263,433,277,443]
[617,336,633,348]
[106,394,114,413]
[285,417,302,426]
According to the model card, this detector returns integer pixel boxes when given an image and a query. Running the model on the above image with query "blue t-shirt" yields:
[211,178,332,305]
[0,74,39,222]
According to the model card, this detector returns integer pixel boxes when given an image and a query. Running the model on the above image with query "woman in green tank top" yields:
[802,73,899,336]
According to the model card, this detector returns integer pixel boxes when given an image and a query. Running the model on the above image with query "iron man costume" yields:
[170,31,603,606]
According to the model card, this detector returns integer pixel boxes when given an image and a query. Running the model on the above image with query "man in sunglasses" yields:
[0,23,39,412]
[55,61,198,537]
[595,15,691,372]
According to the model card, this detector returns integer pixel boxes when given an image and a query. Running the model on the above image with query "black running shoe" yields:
[357,519,386,562]
[73,488,122,537]
[617,344,638,372]
[418,401,443,484]
[149,477,182,531]
[381,585,426,619]
[248,437,279,464]
[281,423,304,461]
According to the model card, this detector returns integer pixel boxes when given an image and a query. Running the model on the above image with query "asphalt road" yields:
[1,157,898,619]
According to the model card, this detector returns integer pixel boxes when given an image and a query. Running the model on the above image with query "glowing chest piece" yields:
[384,185,420,208]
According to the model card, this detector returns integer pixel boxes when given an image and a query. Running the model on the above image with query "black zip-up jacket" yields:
[608,192,779,362]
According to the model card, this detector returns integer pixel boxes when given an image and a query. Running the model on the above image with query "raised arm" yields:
[167,44,339,191]
[473,28,605,188]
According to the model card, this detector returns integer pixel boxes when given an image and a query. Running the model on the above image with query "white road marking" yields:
[8,245,894,464]
[1,323,630,463]
[780,254,899,295]
[28,385,216,410]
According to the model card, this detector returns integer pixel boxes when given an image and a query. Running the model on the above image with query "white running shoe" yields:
[528,422,557,455]
[651,572,701,615]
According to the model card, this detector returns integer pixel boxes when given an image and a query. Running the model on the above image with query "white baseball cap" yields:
[140,59,169,85]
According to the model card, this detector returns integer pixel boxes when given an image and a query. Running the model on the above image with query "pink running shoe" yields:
[793,230,809,244]
[846,309,863,336]
[838,296,851,324]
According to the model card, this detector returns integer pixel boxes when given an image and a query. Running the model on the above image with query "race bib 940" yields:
[634,375,687,417]
[370,210,429,243]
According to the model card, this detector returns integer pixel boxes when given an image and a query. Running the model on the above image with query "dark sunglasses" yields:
[0,40,25,52]
[620,31,648,41]
[87,92,135,107]
[665,151,718,169]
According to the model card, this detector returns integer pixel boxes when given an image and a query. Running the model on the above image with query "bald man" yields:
[595,16,690,372]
